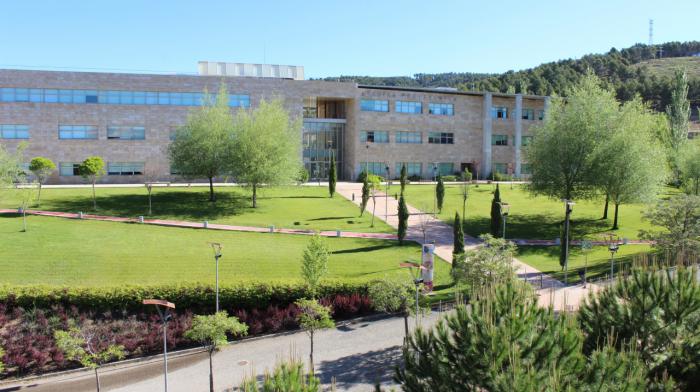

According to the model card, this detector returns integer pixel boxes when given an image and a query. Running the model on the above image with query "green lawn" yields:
[517,244,652,284]
[0,214,449,287]
[0,185,393,233]
[402,183,675,240]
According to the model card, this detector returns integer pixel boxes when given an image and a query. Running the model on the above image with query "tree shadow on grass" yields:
[307,216,355,221]
[464,214,614,240]
[332,244,396,254]
[46,189,251,221]
[317,345,402,389]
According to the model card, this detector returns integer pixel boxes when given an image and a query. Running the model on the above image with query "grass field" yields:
[402,183,674,240]
[0,214,449,287]
[517,244,652,284]
[0,185,393,233]
[632,56,700,80]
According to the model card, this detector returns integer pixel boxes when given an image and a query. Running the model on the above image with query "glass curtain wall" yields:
[303,120,344,180]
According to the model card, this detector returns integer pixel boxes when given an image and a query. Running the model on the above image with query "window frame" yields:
[428,103,454,116]
[395,100,422,114]
[428,132,454,145]
[491,134,508,146]
[360,99,389,112]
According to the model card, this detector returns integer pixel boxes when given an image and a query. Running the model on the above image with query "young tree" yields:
[435,174,445,213]
[367,174,381,227]
[239,359,322,391]
[368,279,415,337]
[452,212,465,262]
[360,172,370,216]
[579,267,700,390]
[0,143,23,190]
[0,347,4,374]
[397,194,409,245]
[328,153,336,198]
[169,85,234,202]
[640,195,700,261]
[17,180,37,232]
[28,157,55,206]
[665,69,691,185]
[230,99,302,208]
[460,169,472,222]
[184,311,248,392]
[300,234,329,297]
[54,326,126,392]
[489,184,502,237]
[400,163,408,195]
[593,99,667,229]
[295,299,334,370]
[296,165,309,186]
[679,140,700,195]
[79,156,106,210]
[451,234,515,292]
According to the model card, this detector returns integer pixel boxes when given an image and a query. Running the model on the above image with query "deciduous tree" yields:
[79,156,105,210]
[28,157,55,206]
[640,195,700,261]
[680,140,700,195]
[300,234,329,297]
[184,311,248,392]
[231,98,302,208]
[368,279,415,337]
[296,299,334,370]
[451,234,514,292]
[665,69,691,185]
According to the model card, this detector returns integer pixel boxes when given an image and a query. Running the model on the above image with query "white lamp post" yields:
[143,299,176,392]
[209,242,223,313]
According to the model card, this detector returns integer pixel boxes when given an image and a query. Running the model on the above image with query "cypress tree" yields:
[436,174,445,213]
[328,153,336,198]
[360,173,370,216]
[397,194,409,245]
[400,163,408,195]
[453,212,465,261]
[490,184,502,237]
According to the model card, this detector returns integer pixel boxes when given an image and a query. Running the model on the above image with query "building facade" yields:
[0,68,548,184]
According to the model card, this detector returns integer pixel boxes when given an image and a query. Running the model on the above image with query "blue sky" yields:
[0,0,697,78]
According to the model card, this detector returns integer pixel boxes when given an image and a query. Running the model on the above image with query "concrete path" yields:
[0,312,443,392]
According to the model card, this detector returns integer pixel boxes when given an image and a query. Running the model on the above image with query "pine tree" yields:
[452,212,465,261]
[436,174,445,213]
[397,194,409,245]
[328,153,336,198]
[360,173,370,216]
[666,69,691,186]
[490,184,502,237]
[400,163,408,195]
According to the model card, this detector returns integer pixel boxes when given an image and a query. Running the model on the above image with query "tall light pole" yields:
[143,299,176,392]
[603,233,621,280]
[209,242,223,313]
[399,262,424,328]
[562,199,575,285]
[384,163,390,220]
[497,202,510,239]
[365,144,370,177]
[432,163,438,216]
[580,240,592,288]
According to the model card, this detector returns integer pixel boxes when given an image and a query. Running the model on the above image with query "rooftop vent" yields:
[198,61,304,80]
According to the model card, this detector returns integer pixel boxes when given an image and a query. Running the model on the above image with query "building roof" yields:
[358,84,549,100]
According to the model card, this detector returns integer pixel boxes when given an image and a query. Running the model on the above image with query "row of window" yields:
[0,124,155,140]
[360,99,454,116]
[491,106,544,121]
[361,162,457,177]
[0,124,29,139]
[491,135,533,146]
[361,130,455,145]
[0,87,250,108]
[59,162,145,176]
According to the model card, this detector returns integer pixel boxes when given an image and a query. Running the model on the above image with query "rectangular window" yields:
[438,162,454,176]
[107,126,146,140]
[360,162,386,176]
[229,94,250,108]
[395,100,422,114]
[493,163,507,174]
[537,109,545,121]
[107,162,145,176]
[428,103,454,116]
[395,131,422,144]
[360,99,389,112]
[521,163,532,175]
[0,124,29,139]
[360,130,389,143]
[59,162,81,176]
[521,135,533,146]
[492,106,508,119]
[492,135,508,146]
[395,162,422,178]
[59,125,98,139]
[428,132,454,144]
[522,108,535,120]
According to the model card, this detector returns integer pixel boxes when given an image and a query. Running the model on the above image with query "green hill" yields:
[633,56,700,80]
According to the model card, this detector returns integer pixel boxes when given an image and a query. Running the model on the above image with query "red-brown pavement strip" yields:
[0,209,399,240]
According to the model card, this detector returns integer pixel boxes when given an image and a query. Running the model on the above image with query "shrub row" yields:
[0,281,369,314]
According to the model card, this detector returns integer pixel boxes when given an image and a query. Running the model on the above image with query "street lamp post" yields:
[365,144,369,177]
[432,163,438,216]
[209,242,223,313]
[400,262,425,328]
[385,163,390,220]
[562,199,575,285]
[580,240,592,288]
[603,233,621,280]
[497,202,510,239]
[143,299,176,392]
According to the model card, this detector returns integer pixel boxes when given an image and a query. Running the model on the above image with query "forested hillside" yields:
[320,41,700,112]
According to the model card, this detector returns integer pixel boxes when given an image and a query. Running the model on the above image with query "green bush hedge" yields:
[0,281,369,314]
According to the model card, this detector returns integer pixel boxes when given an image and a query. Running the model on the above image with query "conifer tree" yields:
[435,174,445,213]
[397,194,409,245]
[360,173,370,216]
[328,153,336,198]
[490,184,502,237]
[452,212,465,261]
[400,163,408,194]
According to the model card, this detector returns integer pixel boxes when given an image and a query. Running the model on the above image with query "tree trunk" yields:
[148,189,153,215]
[92,181,97,210]
[371,196,376,227]
[403,313,409,338]
[22,208,27,232]
[37,183,42,206]
[94,367,101,392]
[462,198,466,228]
[208,350,214,392]
[309,330,314,371]
[612,203,620,230]
[208,177,215,202]
[602,194,609,219]
[252,183,257,208]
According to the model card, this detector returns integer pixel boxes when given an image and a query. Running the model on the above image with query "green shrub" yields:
[0,281,369,314]
[441,175,457,182]
[407,174,421,182]
[493,172,513,181]
[356,171,384,183]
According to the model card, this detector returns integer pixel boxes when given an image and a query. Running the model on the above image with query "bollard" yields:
[336,230,341,237]
[138,216,144,223]
[269,225,275,233]
[352,193,355,201]
[540,273,543,288]
[17,207,23,214]
[203,221,208,228]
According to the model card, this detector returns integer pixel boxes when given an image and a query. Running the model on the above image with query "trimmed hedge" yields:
[0,281,369,314]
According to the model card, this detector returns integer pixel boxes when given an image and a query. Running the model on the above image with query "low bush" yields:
[407,175,422,182]
[441,175,457,182]
[493,172,513,181]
